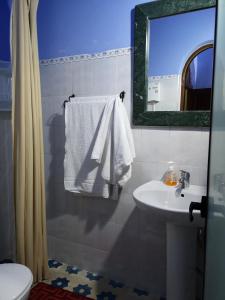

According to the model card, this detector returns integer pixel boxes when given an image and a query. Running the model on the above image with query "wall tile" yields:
[72,60,95,96]
[103,233,140,287]
[0,114,14,260]
[47,213,82,245]
[40,63,73,97]
[48,235,109,273]
[72,57,118,97]
[115,54,132,118]
[89,57,117,96]
[178,165,208,186]
[132,129,142,161]
[80,219,119,252]
[137,237,166,293]
[123,161,168,194]
[79,199,123,252]
[110,192,138,226]
[44,153,54,183]
[169,129,208,167]
[42,96,65,126]
[81,196,117,219]
[140,128,171,163]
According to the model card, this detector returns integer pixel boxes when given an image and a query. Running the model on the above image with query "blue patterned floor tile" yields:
[48,259,63,268]
[133,288,149,296]
[46,260,165,300]
[109,279,125,288]
[86,271,103,281]
[96,291,117,300]
[66,265,81,274]
[51,277,69,288]
[73,284,92,296]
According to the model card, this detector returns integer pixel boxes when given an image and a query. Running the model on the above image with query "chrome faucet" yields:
[176,170,190,196]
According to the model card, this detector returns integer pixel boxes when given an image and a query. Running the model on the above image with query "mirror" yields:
[147,9,215,112]
[133,0,216,126]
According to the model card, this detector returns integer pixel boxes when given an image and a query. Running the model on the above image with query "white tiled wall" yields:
[0,112,15,261]
[41,51,209,296]
[0,61,14,260]
[0,61,11,102]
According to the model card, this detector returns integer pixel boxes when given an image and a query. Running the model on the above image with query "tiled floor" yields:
[44,259,165,300]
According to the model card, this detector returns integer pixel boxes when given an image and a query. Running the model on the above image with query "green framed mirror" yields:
[133,0,216,127]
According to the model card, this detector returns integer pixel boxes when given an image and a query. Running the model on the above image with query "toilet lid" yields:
[0,263,33,300]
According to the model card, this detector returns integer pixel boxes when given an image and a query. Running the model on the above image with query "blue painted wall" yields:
[37,0,149,59]
[149,8,215,75]
[1,0,150,61]
[0,0,10,61]
[1,0,216,82]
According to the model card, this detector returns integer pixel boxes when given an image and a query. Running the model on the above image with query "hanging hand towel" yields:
[91,96,136,198]
[64,96,116,198]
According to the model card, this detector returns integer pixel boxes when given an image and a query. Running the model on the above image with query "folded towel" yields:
[64,95,135,199]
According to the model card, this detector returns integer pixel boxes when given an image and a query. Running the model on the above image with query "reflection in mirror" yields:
[181,45,213,111]
[147,8,216,112]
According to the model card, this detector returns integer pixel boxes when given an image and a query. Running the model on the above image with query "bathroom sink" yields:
[133,180,207,300]
[133,180,206,226]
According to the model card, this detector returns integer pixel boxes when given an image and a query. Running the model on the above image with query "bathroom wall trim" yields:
[149,74,179,80]
[40,47,133,66]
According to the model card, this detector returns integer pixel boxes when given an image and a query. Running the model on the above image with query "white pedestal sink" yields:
[133,180,206,300]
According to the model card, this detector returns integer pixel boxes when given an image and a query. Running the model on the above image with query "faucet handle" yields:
[180,169,190,177]
[180,170,190,186]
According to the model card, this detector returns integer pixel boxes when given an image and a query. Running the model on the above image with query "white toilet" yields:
[0,263,33,300]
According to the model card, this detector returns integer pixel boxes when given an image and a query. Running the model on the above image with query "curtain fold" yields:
[11,0,48,282]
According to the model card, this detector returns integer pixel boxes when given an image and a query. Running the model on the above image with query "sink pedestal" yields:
[167,223,198,300]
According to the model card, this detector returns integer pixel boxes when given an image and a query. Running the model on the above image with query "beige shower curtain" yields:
[11,0,48,282]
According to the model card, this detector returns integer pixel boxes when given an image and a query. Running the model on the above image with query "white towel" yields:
[64,95,135,199]
[64,96,113,198]
[92,96,135,196]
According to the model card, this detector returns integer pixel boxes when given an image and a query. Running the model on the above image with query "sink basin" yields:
[133,180,206,226]
[133,180,207,300]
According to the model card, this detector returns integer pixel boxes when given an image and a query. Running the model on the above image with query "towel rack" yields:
[120,91,126,102]
[63,91,125,107]
[63,94,75,108]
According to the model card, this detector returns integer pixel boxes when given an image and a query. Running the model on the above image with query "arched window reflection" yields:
[181,44,214,111]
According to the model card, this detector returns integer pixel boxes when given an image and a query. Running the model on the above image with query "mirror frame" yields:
[133,0,216,127]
